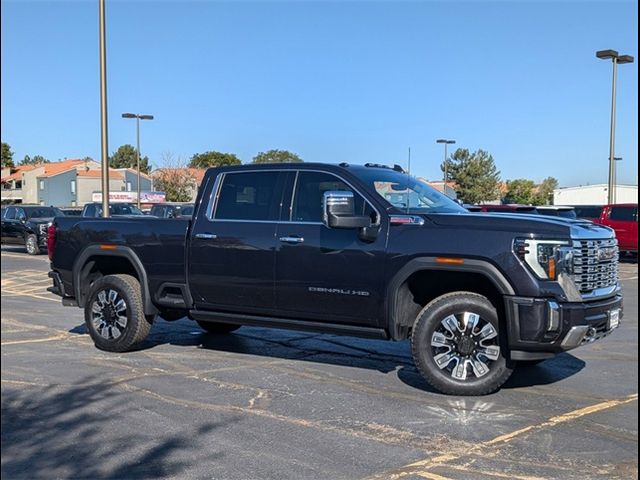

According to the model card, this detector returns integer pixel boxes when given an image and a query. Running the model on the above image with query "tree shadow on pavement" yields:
[1,374,229,479]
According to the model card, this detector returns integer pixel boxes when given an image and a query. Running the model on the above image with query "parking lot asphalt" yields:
[1,246,638,480]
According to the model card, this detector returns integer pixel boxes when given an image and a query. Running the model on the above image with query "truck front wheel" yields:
[411,292,514,396]
[84,274,153,352]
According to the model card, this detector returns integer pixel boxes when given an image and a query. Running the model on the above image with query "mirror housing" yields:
[323,191,371,229]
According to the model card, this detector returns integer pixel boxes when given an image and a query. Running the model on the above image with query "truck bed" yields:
[52,216,190,300]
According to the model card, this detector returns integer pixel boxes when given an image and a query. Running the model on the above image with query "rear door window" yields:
[574,206,603,219]
[610,206,638,222]
[214,171,281,221]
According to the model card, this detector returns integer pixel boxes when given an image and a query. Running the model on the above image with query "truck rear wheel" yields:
[411,292,514,396]
[196,320,241,334]
[84,274,153,352]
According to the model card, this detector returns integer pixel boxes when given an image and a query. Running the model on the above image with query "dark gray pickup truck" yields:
[48,163,623,395]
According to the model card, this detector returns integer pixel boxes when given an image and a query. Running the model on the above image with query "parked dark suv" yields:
[81,202,145,217]
[149,203,195,218]
[1,205,63,254]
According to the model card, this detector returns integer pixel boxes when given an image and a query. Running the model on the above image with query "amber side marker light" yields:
[435,257,465,265]
[100,244,118,251]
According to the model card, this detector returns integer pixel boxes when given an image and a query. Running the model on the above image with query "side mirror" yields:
[323,191,371,229]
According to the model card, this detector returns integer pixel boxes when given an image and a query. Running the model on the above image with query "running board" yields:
[189,310,389,340]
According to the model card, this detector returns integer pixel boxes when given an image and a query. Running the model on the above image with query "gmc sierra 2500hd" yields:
[48,163,623,395]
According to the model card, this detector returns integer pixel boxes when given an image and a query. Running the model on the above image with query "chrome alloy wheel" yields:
[26,236,38,254]
[91,289,128,340]
[430,311,500,381]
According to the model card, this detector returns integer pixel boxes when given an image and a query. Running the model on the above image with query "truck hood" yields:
[425,212,615,240]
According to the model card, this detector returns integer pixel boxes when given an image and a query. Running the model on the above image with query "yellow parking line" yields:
[486,393,638,446]
[415,473,454,480]
[1,291,59,302]
[437,465,546,480]
[367,393,638,479]
[1,332,70,346]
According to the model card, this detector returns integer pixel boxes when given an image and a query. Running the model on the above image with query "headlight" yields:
[514,239,573,280]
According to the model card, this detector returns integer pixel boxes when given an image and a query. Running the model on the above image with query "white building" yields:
[553,184,638,205]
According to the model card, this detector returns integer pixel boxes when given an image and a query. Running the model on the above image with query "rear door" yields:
[274,170,388,325]
[603,206,638,252]
[2,207,25,244]
[188,170,287,313]
[1,206,18,243]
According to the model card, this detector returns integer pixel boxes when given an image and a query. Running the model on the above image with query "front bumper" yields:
[505,294,623,358]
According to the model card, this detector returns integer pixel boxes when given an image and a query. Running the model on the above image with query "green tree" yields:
[252,149,303,164]
[1,142,14,168]
[535,176,559,205]
[19,154,50,165]
[441,148,501,204]
[153,168,196,202]
[505,179,538,204]
[109,144,151,173]
[189,151,241,169]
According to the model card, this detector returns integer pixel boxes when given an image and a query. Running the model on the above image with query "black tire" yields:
[196,320,241,334]
[84,274,153,352]
[411,291,514,396]
[25,234,39,255]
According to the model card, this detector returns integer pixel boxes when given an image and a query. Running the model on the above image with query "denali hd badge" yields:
[309,287,370,297]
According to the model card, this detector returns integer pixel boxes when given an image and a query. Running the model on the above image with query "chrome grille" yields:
[572,238,619,295]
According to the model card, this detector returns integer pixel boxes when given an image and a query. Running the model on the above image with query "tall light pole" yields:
[98,0,110,218]
[596,49,634,204]
[436,139,456,186]
[613,156,622,203]
[122,113,154,208]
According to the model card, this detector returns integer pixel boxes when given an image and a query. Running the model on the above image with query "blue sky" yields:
[1,0,638,187]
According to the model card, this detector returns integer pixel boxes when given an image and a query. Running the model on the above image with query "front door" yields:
[188,170,287,314]
[275,171,387,326]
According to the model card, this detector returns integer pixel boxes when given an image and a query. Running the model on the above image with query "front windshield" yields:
[352,169,466,214]
[26,207,63,218]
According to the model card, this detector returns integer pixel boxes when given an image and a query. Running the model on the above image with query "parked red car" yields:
[593,204,638,254]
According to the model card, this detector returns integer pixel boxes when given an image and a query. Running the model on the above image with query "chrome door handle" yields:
[195,233,218,240]
[279,236,304,244]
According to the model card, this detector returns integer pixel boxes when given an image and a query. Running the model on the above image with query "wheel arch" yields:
[73,245,158,315]
[386,257,515,341]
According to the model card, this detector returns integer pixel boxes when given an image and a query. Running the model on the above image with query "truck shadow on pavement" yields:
[1,374,229,479]
[69,320,586,395]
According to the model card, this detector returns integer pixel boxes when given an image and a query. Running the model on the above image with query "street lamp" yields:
[98,0,109,218]
[613,157,622,203]
[436,139,456,185]
[596,49,634,204]
[122,113,154,208]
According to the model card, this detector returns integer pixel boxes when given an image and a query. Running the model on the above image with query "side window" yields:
[214,172,281,221]
[16,208,26,221]
[610,207,637,222]
[84,205,96,217]
[5,207,16,220]
[291,171,375,223]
